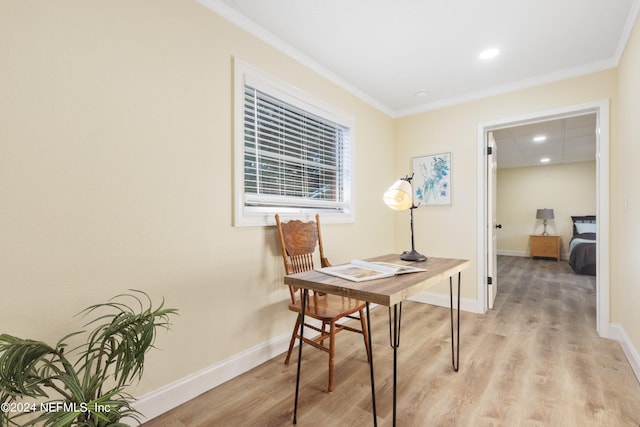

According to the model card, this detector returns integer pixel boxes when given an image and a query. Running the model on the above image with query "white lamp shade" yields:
[383,179,413,211]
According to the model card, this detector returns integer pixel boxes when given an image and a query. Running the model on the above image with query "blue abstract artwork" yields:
[412,152,451,206]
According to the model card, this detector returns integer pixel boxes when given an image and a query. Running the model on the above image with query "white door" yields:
[487,132,498,309]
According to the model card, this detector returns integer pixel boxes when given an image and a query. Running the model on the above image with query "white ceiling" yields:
[492,114,597,169]
[203,0,638,116]
[200,0,637,167]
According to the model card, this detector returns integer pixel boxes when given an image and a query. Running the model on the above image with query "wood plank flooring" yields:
[142,256,640,426]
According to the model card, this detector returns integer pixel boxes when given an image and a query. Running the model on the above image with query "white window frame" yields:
[233,59,355,226]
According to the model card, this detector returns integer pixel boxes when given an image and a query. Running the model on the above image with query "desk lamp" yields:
[383,174,427,262]
[536,208,554,235]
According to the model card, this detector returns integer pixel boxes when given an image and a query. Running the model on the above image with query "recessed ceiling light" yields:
[533,135,547,142]
[479,48,500,60]
[414,90,429,97]
[540,157,551,163]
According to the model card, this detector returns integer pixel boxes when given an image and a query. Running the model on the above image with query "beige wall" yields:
[0,1,395,395]
[395,11,640,361]
[394,70,617,299]
[616,10,640,364]
[497,161,596,258]
[2,0,639,412]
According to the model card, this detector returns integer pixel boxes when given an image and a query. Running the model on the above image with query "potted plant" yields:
[0,291,177,427]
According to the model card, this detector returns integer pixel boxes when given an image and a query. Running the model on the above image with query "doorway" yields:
[476,100,611,338]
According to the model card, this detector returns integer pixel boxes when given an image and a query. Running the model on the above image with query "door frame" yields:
[476,99,611,338]
[487,131,498,309]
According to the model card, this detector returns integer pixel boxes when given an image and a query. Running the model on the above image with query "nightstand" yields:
[529,235,561,261]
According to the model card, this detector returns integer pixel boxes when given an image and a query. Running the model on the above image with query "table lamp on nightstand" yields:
[536,208,554,235]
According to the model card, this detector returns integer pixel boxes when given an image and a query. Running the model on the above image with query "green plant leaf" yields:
[0,291,177,427]
[0,335,57,398]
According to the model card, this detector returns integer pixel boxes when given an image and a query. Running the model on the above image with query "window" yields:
[234,60,353,226]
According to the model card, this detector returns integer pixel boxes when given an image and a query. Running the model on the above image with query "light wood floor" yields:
[142,256,640,426]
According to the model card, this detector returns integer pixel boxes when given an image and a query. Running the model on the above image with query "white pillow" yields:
[575,222,596,234]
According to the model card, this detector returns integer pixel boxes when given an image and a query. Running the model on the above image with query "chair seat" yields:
[289,293,366,320]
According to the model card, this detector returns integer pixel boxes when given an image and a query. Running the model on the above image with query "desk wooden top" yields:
[284,254,471,306]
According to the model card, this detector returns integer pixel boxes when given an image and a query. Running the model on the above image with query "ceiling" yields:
[492,114,597,169]
[200,0,636,167]
[204,0,638,116]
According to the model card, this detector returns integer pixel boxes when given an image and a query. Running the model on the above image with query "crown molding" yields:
[613,0,640,64]
[197,0,638,119]
[395,58,617,118]
[196,0,395,117]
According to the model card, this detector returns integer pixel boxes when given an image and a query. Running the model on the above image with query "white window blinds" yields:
[234,59,353,226]
[242,85,350,211]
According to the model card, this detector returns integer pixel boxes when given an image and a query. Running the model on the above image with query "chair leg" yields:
[359,308,371,363]
[328,321,336,393]
[318,321,329,346]
[285,314,301,365]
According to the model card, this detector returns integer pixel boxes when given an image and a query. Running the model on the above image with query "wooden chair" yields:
[275,214,370,393]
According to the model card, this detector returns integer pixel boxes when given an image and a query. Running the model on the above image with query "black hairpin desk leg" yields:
[292,289,307,424]
[389,302,402,427]
[450,272,461,372]
[365,303,377,426]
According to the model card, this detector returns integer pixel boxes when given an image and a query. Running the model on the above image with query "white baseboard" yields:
[126,295,468,424]
[497,249,569,261]
[129,302,637,425]
[609,323,640,384]
[128,332,292,424]
[128,298,479,424]
[128,310,377,424]
[408,291,484,314]
[497,249,527,257]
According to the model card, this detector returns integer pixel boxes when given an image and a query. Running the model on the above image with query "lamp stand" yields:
[401,206,427,262]
[542,220,549,235]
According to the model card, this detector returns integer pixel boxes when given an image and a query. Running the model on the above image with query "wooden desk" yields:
[285,254,470,426]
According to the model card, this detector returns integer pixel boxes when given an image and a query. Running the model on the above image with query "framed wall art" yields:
[412,152,451,206]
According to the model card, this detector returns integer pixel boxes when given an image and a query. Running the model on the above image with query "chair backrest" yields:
[275,214,329,303]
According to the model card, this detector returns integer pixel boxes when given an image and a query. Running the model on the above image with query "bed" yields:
[568,215,596,276]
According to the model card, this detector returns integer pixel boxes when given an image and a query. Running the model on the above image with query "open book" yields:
[317,260,426,282]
